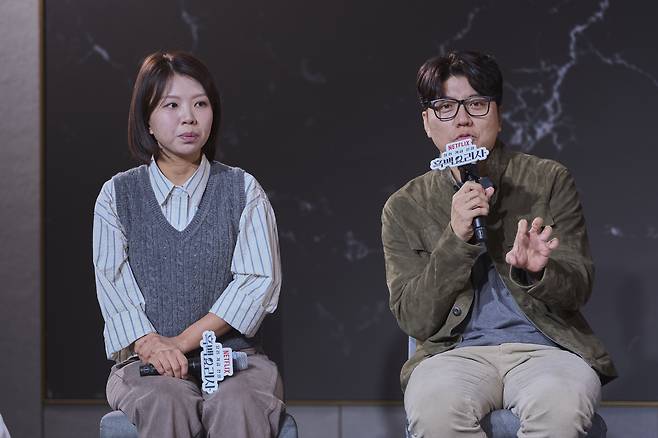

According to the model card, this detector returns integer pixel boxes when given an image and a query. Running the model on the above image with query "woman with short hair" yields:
[94,51,284,437]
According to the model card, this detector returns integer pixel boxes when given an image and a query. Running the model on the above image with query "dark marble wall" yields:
[46,0,658,400]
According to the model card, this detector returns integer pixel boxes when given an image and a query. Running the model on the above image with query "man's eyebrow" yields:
[438,93,482,100]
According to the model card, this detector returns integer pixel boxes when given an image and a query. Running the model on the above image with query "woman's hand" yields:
[134,333,188,379]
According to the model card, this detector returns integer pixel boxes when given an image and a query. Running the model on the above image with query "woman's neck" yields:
[156,152,202,186]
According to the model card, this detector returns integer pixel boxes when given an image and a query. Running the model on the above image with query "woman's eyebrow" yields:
[162,93,208,99]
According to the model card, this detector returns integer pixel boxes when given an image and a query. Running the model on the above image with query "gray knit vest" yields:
[114,162,252,350]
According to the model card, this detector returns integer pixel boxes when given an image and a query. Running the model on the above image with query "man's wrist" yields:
[526,268,544,284]
[510,266,545,288]
[449,222,472,242]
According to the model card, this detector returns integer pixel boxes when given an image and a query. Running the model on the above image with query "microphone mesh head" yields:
[232,351,249,370]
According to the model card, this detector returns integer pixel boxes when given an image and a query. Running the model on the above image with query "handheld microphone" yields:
[139,351,248,377]
[429,137,491,245]
[458,163,487,244]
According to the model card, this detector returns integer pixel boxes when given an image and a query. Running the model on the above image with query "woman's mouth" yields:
[179,132,199,141]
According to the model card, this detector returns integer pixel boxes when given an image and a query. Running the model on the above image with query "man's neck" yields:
[450,166,461,183]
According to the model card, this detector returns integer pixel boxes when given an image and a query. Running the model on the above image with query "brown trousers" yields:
[106,350,284,438]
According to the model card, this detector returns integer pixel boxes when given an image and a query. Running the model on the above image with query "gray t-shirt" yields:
[457,252,556,348]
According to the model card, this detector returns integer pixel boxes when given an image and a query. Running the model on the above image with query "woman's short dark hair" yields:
[128,51,221,164]
[417,50,503,108]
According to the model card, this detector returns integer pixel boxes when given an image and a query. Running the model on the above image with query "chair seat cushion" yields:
[480,409,607,438]
[99,411,137,438]
[100,410,298,438]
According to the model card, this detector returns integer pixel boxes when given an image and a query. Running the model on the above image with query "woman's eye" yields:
[164,102,178,108]
[195,101,208,107]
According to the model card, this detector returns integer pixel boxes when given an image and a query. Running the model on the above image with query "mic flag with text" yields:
[430,138,490,244]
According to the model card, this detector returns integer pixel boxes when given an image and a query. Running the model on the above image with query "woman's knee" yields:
[135,377,201,414]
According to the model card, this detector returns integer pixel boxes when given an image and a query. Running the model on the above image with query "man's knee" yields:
[406,386,482,437]
[515,379,599,436]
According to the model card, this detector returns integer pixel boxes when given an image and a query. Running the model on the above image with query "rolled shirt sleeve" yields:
[93,179,156,360]
[209,172,282,337]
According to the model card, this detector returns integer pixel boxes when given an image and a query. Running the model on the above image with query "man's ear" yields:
[421,110,432,138]
[497,105,502,132]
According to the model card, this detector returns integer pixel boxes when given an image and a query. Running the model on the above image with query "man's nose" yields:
[454,103,472,125]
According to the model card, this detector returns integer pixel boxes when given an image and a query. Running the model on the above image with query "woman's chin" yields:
[160,146,204,163]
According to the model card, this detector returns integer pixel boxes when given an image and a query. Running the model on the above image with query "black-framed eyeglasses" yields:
[424,96,494,121]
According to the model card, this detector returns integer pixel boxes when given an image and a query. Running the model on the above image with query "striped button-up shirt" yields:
[93,155,281,360]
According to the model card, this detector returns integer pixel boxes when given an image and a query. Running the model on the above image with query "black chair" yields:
[100,409,298,438]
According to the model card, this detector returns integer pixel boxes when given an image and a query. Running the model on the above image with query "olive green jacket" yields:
[381,143,617,391]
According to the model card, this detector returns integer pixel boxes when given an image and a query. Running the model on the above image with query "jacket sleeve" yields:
[511,166,594,312]
[381,198,483,341]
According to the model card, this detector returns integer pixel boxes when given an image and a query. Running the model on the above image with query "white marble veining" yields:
[301,58,327,84]
[604,224,624,238]
[80,33,123,71]
[503,0,610,152]
[436,0,657,154]
[344,230,371,262]
[438,6,483,55]
[589,47,658,88]
[179,0,201,51]
[315,302,350,355]
[354,300,388,332]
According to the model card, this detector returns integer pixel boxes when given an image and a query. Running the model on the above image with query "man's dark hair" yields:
[128,51,221,164]
[417,50,503,108]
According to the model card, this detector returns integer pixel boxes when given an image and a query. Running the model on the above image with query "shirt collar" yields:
[148,155,211,207]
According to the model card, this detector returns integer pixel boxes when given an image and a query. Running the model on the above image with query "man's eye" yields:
[468,99,487,109]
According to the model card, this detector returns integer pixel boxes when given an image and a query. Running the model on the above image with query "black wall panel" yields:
[46,0,658,400]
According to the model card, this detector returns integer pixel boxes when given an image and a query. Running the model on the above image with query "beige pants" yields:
[405,343,601,438]
[106,350,284,438]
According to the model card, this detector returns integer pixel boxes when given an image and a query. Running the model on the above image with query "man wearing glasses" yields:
[381,51,616,437]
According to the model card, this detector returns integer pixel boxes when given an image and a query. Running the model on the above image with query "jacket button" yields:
[452,307,462,316]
